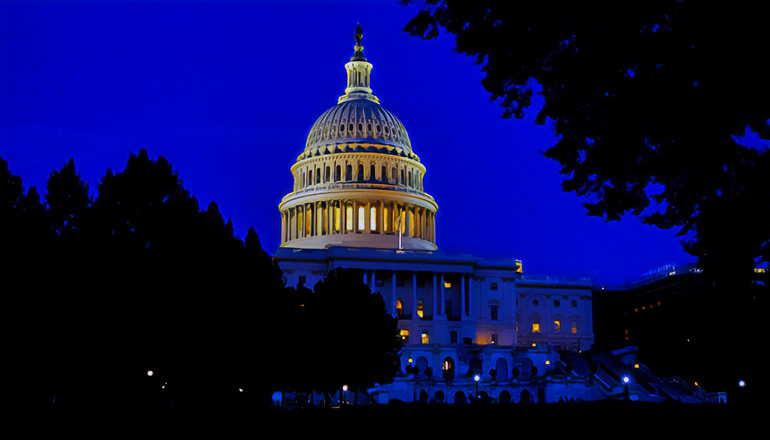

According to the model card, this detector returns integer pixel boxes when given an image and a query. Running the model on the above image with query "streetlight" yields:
[474,374,481,402]
[342,384,348,405]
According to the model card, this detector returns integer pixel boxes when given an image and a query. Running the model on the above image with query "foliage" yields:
[278,268,401,398]
[404,1,770,280]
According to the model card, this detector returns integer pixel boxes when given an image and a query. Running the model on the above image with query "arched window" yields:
[417,299,424,319]
[369,164,376,181]
[381,165,388,183]
[346,164,352,181]
[335,165,341,182]
[392,167,397,183]
[396,299,404,317]
[325,166,330,182]
[357,164,364,182]
[408,171,412,187]
[383,205,390,233]
[400,169,405,185]
[421,330,429,344]
[316,168,321,184]
[442,357,455,380]
[308,170,312,186]
[496,358,509,381]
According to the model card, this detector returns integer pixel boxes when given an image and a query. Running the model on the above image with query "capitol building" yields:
[273,27,720,404]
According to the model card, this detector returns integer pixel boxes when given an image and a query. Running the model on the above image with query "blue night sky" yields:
[1,1,703,285]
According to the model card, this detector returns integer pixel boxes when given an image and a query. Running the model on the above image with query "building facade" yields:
[274,27,721,404]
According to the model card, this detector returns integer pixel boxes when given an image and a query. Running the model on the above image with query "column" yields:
[432,273,438,317]
[370,270,376,294]
[461,274,466,320]
[392,271,397,315]
[468,277,474,319]
[440,273,446,318]
[412,272,418,320]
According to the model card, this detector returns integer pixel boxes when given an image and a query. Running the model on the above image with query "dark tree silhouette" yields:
[404,1,770,282]
[278,268,400,402]
[4,151,286,408]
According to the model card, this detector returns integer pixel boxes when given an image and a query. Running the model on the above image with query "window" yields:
[554,300,560,307]
[443,281,451,288]
[417,300,424,319]
[400,329,409,343]
[532,323,540,333]
[490,282,498,291]
[571,300,577,307]
[554,320,561,333]
[396,299,404,317]
[358,206,365,231]
[421,331,429,344]
[572,321,578,334]
[490,304,498,321]
[450,330,457,344]
[491,333,499,345]
[533,299,539,306]
[370,206,377,231]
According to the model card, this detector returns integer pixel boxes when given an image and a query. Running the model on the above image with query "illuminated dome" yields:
[279,25,438,251]
[302,99,416,161]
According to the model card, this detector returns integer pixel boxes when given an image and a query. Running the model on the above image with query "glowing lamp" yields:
[147,370,153,377]
[622,375,630,384]
[474,374,481,382]
[739,380,746,388]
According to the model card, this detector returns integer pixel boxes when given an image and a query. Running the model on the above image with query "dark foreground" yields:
[12,401,762,436]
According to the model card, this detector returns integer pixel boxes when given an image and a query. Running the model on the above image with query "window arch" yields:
[357,164,364,182]
[346,164,352,181]
[396,299,404,317]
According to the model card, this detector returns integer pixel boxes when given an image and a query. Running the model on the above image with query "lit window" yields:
[396,299,404,317]
[572,321,578,334]
[370,207,377,231]
[554,320,561,333]
[358,207,365,231]
[443,281,451,288]
[417,299,424,319]
[532,323,540,333]
[421,331,429,344]
[346,206,353,231]
[400,329,410,343]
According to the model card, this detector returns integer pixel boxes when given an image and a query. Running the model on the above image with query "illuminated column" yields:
[364,201,370,234]
[281,211,286,244]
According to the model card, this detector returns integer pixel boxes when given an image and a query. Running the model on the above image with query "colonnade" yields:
[282,199,436,245]
[357,270,472,321]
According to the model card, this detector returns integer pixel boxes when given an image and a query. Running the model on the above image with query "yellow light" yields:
[694,382,699,387]
[531,343,537,347]
[408,358,413,364]
[545,360,550,365]
[634,363,640,369]
[532,323,540,333]
[443,282,451,288]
